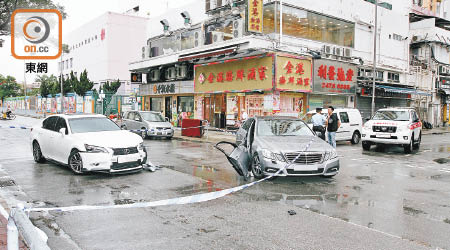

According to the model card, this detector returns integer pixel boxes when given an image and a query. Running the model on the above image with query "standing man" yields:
[326,106,340,148]
[312,107,326,140]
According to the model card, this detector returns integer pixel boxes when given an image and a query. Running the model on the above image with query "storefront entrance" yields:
[203,94,226,128]
[165,96,172,120]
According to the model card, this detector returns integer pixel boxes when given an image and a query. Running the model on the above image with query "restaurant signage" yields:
[313,59,357,94]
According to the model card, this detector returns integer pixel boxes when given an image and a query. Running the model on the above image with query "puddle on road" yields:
[433,158,450,164]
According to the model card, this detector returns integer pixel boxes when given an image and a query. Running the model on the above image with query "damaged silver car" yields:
[216,116,339,179]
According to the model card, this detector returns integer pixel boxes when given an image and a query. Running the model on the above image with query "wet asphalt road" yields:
[0,116,449,250]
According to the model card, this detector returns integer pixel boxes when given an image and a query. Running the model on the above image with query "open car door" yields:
[215,141,250,180]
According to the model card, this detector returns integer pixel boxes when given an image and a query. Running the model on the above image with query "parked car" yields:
[121,111,174,139]
[361,107,422,153]
[31,114,147,174]
[219,116,339,179]
[301,108,363,144]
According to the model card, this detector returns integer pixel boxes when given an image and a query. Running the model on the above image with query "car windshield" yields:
[69,117,121,133]
[141,112,165,122]
[257,119,314,136]
[372,111,410,121]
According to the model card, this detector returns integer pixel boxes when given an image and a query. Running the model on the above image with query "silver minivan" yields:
[121,111,174,139]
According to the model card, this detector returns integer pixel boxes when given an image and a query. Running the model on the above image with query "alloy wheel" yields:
[252,154,264,179]
[69,152,83,174]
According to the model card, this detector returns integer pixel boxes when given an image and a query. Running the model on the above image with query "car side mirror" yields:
[59,128,67,136]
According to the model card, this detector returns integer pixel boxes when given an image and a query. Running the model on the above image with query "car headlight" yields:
[323,150,338,161]
[363,123,371,130]
[261,149,285,162]
[84,144,108,153]
[138,142,145,151]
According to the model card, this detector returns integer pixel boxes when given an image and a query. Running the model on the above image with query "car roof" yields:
[137,111,160,113]
[255,116,299,120]
[378,108,414,112]
[47,114,105,119]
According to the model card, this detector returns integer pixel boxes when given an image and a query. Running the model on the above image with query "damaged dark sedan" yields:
[217,116,340,179]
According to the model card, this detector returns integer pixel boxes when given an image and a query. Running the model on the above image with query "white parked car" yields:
[302,108,363,144]
[361,107,422,153]
[31,114,147,174]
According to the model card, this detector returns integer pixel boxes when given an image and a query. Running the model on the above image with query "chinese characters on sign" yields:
[194,56,273,92]
[25,62,48,73]
[276,56,312,92]
[313,59,357,94]
[247,0,263,33]
[200,66,268,84]
[153,83,175,94]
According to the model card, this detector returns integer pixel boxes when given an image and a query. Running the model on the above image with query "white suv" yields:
[361,108,422,153]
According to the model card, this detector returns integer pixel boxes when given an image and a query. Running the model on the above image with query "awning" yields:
[377,85,432,96]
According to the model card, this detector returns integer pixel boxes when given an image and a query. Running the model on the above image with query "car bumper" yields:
[259,157,340,177]
[147,129,174,137]
[79,150,147,173]
[361,130,411,144]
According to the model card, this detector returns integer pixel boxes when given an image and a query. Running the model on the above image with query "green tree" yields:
[57,75,73,95]
[36,74,58,97]
[0,74,21,101]
[101,79,121,94]
[0,0,67,36]
[73,69,93,96]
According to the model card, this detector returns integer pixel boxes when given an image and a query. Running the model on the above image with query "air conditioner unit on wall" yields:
[233,19,243,39]
[344,48,352,57]
[142,46,150,59]
[165,67,177,80]
[150,69,160,81]
[322,45,332,55]
[333,47,343,57]
[194,30,204,48]
[177,65,188,79]
[211,31,224,43]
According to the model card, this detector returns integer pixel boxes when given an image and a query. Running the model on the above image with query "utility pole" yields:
[60,52,64,114]
[371,0,378,117]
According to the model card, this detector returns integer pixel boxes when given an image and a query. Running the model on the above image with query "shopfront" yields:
[194,53,311,128]
[140,81,194,126]
[357,86,411,120]
[311,59,357,111]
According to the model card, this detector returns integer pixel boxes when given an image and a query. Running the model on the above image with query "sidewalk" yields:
[173,126,450,144]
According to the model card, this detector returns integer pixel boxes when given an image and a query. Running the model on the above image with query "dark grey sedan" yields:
[216,116,339,179]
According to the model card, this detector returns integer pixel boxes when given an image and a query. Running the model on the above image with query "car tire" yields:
[140,128,147,140]
[166,136,173,140]
[68,149,83,174]
[351,131,361,144]
[413,132,421,150]
[142,147,147,165]
[362,141,371,151]
[32,141,46,163]
[251,153,265,179]
[403,138,413,154]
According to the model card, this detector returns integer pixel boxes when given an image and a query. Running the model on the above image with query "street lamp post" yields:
[60,52,64,114]
[371,0,378,117]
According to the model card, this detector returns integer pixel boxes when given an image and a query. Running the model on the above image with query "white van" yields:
[302,108,363,144]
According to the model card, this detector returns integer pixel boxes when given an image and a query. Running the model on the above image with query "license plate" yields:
[376,134,391,138]
[118,155,139,163]
[293,165,318,171]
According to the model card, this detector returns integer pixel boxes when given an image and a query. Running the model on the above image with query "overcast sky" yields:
[0,0,196,83]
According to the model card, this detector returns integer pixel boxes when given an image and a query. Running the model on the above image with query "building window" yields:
[263,2,355,47]
[70,58,73,68]
[358,69,383,81]
[95,35,97,40]
[387,72,400,83]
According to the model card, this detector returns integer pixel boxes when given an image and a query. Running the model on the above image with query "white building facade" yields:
[60,12,148,95]
[129,0,449,127]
